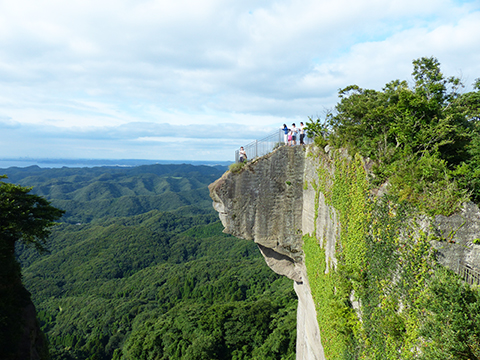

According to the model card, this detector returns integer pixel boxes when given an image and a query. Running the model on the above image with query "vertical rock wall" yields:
[209,145,326,360]
[209,146,306,281]
[431,202,480,270]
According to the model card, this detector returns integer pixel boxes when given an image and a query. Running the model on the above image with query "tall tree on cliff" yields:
[314,56,480,214]
[0,175,64,359]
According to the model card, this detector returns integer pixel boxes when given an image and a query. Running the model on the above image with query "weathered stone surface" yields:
[303,150,339,273]
[209,145,325,360]
[0,289,47,360]
[294,265,325,360]
[431,202,480,271]
[209,145,305,269]
[17,301,47,360]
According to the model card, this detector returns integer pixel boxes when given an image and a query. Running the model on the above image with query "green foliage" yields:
[0,175,65,252]
[229,162,246,173]
[27,218,296,360]
[305,152,368,359]
[305,117,329,148]
[304,146,480,359]
[306,57,480,215]
[12,165,296,360]
[2,164,225,224]
[0,175,63,359]
[418,267,480,360]
[122,296,296,360]
[302,58,480,358]
[304,235,358,360]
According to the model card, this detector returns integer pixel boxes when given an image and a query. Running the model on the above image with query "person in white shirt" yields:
[239,146,247,162]
[299,122,305,145]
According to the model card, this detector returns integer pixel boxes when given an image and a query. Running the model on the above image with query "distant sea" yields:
[0,158,231,169]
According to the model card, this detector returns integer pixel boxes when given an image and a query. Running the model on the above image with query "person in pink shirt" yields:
[290,123,297,146]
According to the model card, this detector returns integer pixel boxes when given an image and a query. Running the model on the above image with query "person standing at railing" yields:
[282,124,289,145]
[291,123,298,146]
[239,146,247,162]
[299,122,305,145]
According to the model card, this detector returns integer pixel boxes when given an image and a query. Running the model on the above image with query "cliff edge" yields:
[209,145,325,360]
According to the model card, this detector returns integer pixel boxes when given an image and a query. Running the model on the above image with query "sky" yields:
[0,0,479,162]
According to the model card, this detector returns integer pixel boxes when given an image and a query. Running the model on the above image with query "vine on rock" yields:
[304,147,480,360]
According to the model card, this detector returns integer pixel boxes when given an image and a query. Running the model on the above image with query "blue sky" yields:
[0,0,479,162]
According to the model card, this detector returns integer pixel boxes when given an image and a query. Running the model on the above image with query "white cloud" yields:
[0,0,478,161]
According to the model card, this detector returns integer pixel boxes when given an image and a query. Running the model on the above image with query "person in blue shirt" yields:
[282,124,289,145]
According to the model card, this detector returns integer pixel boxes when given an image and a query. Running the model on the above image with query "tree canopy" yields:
[309,56,480,215]
[0,175,65,253]
[9,165,297,360]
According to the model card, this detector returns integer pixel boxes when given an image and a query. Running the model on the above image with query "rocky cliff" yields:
[1,240,48,360]
[0,281,48,360]
[209,144,480,360]
[209,145,325,360]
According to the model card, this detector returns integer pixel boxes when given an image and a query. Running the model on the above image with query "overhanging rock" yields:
[209,145,325,360]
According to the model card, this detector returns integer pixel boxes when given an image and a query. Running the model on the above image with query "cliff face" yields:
[209,144,480,360]
[17,299,48,360]
[209,145,325,360]
[210,146,305,281]
[1,241,47,360]
[0,282,48,360]
[432,202,480,270]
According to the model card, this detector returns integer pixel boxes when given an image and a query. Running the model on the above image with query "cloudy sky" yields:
[0,0,479,162]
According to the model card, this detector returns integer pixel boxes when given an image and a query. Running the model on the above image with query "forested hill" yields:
[3,164,227,223]
[6,164,297,360]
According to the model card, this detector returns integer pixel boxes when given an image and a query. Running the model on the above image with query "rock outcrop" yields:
[209,145,325,360]
[432,202,480,271]
[0,285,48,360]
[17,300,48,360]
[210,146,305,278]
[209,144,480,360]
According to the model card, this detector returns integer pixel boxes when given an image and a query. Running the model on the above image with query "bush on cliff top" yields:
[307,56,480,215]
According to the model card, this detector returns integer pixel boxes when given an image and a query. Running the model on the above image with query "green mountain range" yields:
[3,164,296,360]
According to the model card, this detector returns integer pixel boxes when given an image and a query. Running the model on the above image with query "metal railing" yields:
[235,128,313,162]
[454,260,480,285]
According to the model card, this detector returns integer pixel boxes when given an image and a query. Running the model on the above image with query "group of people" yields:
[282,122,305,146]
[237,122,306,163]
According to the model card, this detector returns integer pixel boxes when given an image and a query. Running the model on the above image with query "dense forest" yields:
[2,164,297,360]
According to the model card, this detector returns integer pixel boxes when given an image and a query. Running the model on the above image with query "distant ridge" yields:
[0,158,232,169]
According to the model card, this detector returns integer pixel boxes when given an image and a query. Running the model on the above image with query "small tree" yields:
[0,175,64,256]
